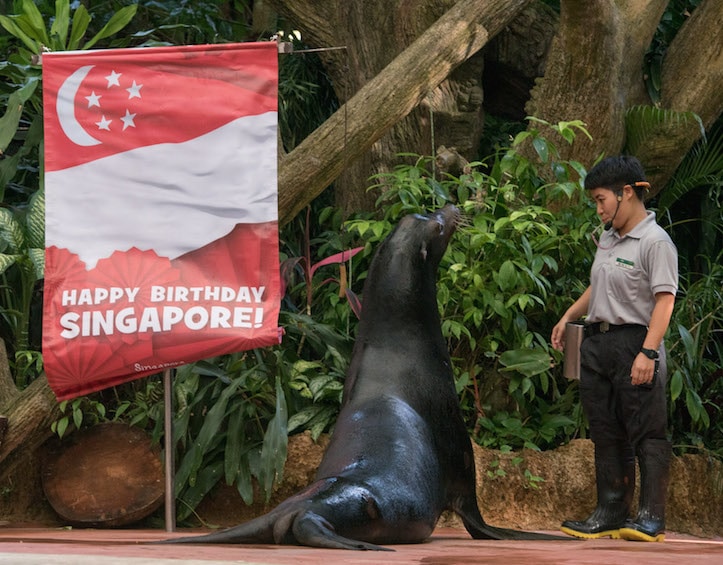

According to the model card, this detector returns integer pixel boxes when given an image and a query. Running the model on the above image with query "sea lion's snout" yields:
[432,205,460,241]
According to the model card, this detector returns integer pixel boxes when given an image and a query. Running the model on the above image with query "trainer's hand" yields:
[631,354,655,386]
[551,319,567,352]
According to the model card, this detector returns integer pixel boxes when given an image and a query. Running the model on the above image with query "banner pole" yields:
[163,368,176,532]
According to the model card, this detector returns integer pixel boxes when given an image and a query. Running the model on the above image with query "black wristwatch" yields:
[640,347,659,360]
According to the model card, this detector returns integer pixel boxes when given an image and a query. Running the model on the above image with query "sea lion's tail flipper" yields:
[455,499,572,541]
[467,522,572,541]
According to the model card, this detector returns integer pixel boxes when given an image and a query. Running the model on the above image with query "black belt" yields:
[584,322,646,338]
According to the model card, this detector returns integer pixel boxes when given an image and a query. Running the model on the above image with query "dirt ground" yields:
[1,433,721,540]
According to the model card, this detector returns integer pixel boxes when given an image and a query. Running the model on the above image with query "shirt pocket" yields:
[607,265,642,303]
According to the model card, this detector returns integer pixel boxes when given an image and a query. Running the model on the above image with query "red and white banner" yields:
[42,42,281,400]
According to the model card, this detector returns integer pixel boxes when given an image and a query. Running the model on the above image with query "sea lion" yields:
[162,205,558,550]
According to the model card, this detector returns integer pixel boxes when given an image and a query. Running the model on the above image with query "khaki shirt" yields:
[588,211,678,326]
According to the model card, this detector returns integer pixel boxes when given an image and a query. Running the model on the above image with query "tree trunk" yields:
[273,0,533,224]
[525,0,666,166]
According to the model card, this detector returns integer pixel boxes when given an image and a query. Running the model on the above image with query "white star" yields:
[126,80,143,99]
[120,109,137,131]
[85,91,101,108]
[96,115,112,131]
[105,70,121,88]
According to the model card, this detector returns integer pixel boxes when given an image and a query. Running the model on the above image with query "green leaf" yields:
[177,461,224,521]
[235,455,255,505]
[532,137,549,163]
[0,80,39,152]
[685,389,702,423]
[259,375,288,500]
[669,369,683,402]
[19,0,50,45]
[498,260,517,291]
[26,188,45,249]
[82,5,138,50]
[0,253,19,276]
[56,416,69,438]
[0,15,39,53]
[67,4,91,51]
[28,248,45,280]
[50,0,71,49]
[499,348,551,378]
[677,323,697,369]
[0,208,24,253]
[224,408,244,485]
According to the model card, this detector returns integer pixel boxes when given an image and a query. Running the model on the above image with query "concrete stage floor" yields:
[1,526,721,564]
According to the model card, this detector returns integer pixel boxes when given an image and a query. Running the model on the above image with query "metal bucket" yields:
[563,322,585,380]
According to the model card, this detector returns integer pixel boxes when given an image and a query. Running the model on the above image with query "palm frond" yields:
[658,126,723,213]
[625,105,705,156]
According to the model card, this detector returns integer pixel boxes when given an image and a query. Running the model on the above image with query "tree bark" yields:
[0,374,61,479]
[274,0,533,225]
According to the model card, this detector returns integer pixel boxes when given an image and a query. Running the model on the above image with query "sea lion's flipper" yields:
[154,513,278,545]
[292,510,394,551]
[455,498,571,541]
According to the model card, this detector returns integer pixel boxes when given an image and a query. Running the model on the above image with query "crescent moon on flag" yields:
[56,65,102,147]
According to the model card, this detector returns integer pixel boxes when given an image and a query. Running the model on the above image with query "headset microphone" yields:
[604,193,623,231]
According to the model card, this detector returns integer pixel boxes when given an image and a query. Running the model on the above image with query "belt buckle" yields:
[600,321,610,333]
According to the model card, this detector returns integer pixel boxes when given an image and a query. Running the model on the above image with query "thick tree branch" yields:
[277,0,531,225]
[0,374,61,476]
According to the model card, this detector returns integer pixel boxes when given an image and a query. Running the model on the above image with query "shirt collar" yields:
[611,210,655,240]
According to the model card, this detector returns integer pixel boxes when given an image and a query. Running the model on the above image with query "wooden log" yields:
[41,422,165,527]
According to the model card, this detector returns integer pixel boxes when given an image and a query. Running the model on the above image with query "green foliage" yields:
[0,0,137,56]
[51,396,107,439]
[127,0,253,47]
[0,186,45,386]
[484,445,545,490]
[666,253,723,456]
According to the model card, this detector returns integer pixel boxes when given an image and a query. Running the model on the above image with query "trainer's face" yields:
[590,187,621,227]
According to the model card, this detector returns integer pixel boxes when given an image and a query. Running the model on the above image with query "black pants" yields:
[579,325,668,448]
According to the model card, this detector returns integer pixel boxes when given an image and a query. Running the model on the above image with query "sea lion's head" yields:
[364,205,460,307]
